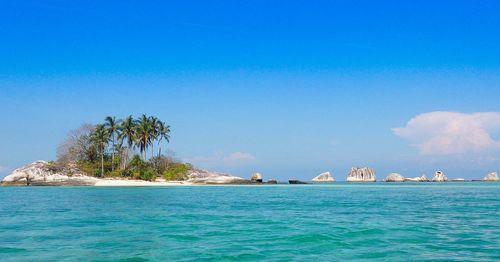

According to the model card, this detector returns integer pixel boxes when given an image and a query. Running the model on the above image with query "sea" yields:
[1,183,500,261]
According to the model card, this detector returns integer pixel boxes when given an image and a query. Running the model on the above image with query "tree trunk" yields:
[101,150,104,177]
[111,134,115,172]
[122,148,128,170]
[151,143,154,160]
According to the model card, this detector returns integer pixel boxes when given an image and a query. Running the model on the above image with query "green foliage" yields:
[123,155,158,181]
[56,114,181,181]
[119,169,132,178]
[163,163,191,181]
[140,168,156,181]
[107,171,122,177]
[150,155,174,175]
[127,155,147,170]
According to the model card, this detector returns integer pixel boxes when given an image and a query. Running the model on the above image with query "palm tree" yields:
[157,121,171,157]
[118,115,136,167]
[149,116,160,158]
[104,116,120,172]
[135,114,153,160]
[92,124,109,177]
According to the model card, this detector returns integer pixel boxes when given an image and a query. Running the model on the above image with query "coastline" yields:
[94,179,194,187]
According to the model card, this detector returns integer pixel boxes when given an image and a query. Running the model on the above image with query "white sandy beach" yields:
[94,179,194,187]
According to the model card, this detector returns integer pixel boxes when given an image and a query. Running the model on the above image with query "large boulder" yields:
[484,172,499,182]
[347,167,376,182]
[1,160,97,186]
[419,175,430,182]
[312,172,335,182]
[404,175,429,182]
[432,171,448,182]
[251,172,263,182]
[186,169,245,184]
[385,173,404,182]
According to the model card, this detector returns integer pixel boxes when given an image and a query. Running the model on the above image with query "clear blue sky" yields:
[1,1,500,180]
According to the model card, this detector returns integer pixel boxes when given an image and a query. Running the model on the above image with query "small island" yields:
[1,115,255,186]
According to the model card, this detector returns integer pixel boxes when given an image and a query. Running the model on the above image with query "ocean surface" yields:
[1,183,500,261]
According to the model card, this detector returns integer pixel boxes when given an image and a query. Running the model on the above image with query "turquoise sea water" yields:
[1,183,500,261]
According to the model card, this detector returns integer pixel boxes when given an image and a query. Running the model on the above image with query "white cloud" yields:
[393,111,500,155]
[185,151,257,167]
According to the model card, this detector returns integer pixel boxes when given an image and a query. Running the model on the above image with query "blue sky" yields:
[1,1,500,180]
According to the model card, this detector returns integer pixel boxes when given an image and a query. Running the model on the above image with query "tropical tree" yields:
[118,115,136,167]
[149,116,160,158]
[135,114,153,160]
[91,124,109,176]
[157,121,171,157]
[104,116,120,172]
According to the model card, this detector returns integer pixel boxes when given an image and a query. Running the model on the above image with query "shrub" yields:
[150,155,176,175]
[163,163,191,181]
[127,155,147,170]
[140,168,156,181]
[120,169,132,178]
[107,171,122,177]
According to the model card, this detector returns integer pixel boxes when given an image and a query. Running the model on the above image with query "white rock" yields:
[432,171,448,182]
[385,173,404,182]
[251,172,263,181]
[312,172,335,182]
[346,167,376,182]
[419,175,429,182]
[452,178,466,182]
[1,160,97,186]
[484,172,499,182]
[404,175,429,182]
[186,169,245,184]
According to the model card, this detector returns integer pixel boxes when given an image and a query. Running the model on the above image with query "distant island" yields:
[1,115,499,186]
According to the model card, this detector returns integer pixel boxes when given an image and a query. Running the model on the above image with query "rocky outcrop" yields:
[385,173,404,182]
[484,172,499,182]
[289,180,308,184]
[186,169,245,184]
[404,175,429,182]
[347,167,376,182]
[432,171,448,182]
[1,160,97,186]
[419,175,429,182]
[251,173,263,182]
[452,178,466,182]
[312,172,335,182]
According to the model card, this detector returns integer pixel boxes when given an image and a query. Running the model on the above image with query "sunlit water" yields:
[1,183,500,261]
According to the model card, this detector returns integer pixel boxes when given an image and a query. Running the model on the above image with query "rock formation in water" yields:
[2,160,248,186]
[385,173,404,182]
[251,172,263,182]
[312,172,335,182]
[451,178,466,182]
[404,175,429,182]
[186,169,245,184]
[1,160,98,186]
[346,167,376,182]
[483,172,499,182]
[419,175,429,182]
[432,171,448,182]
